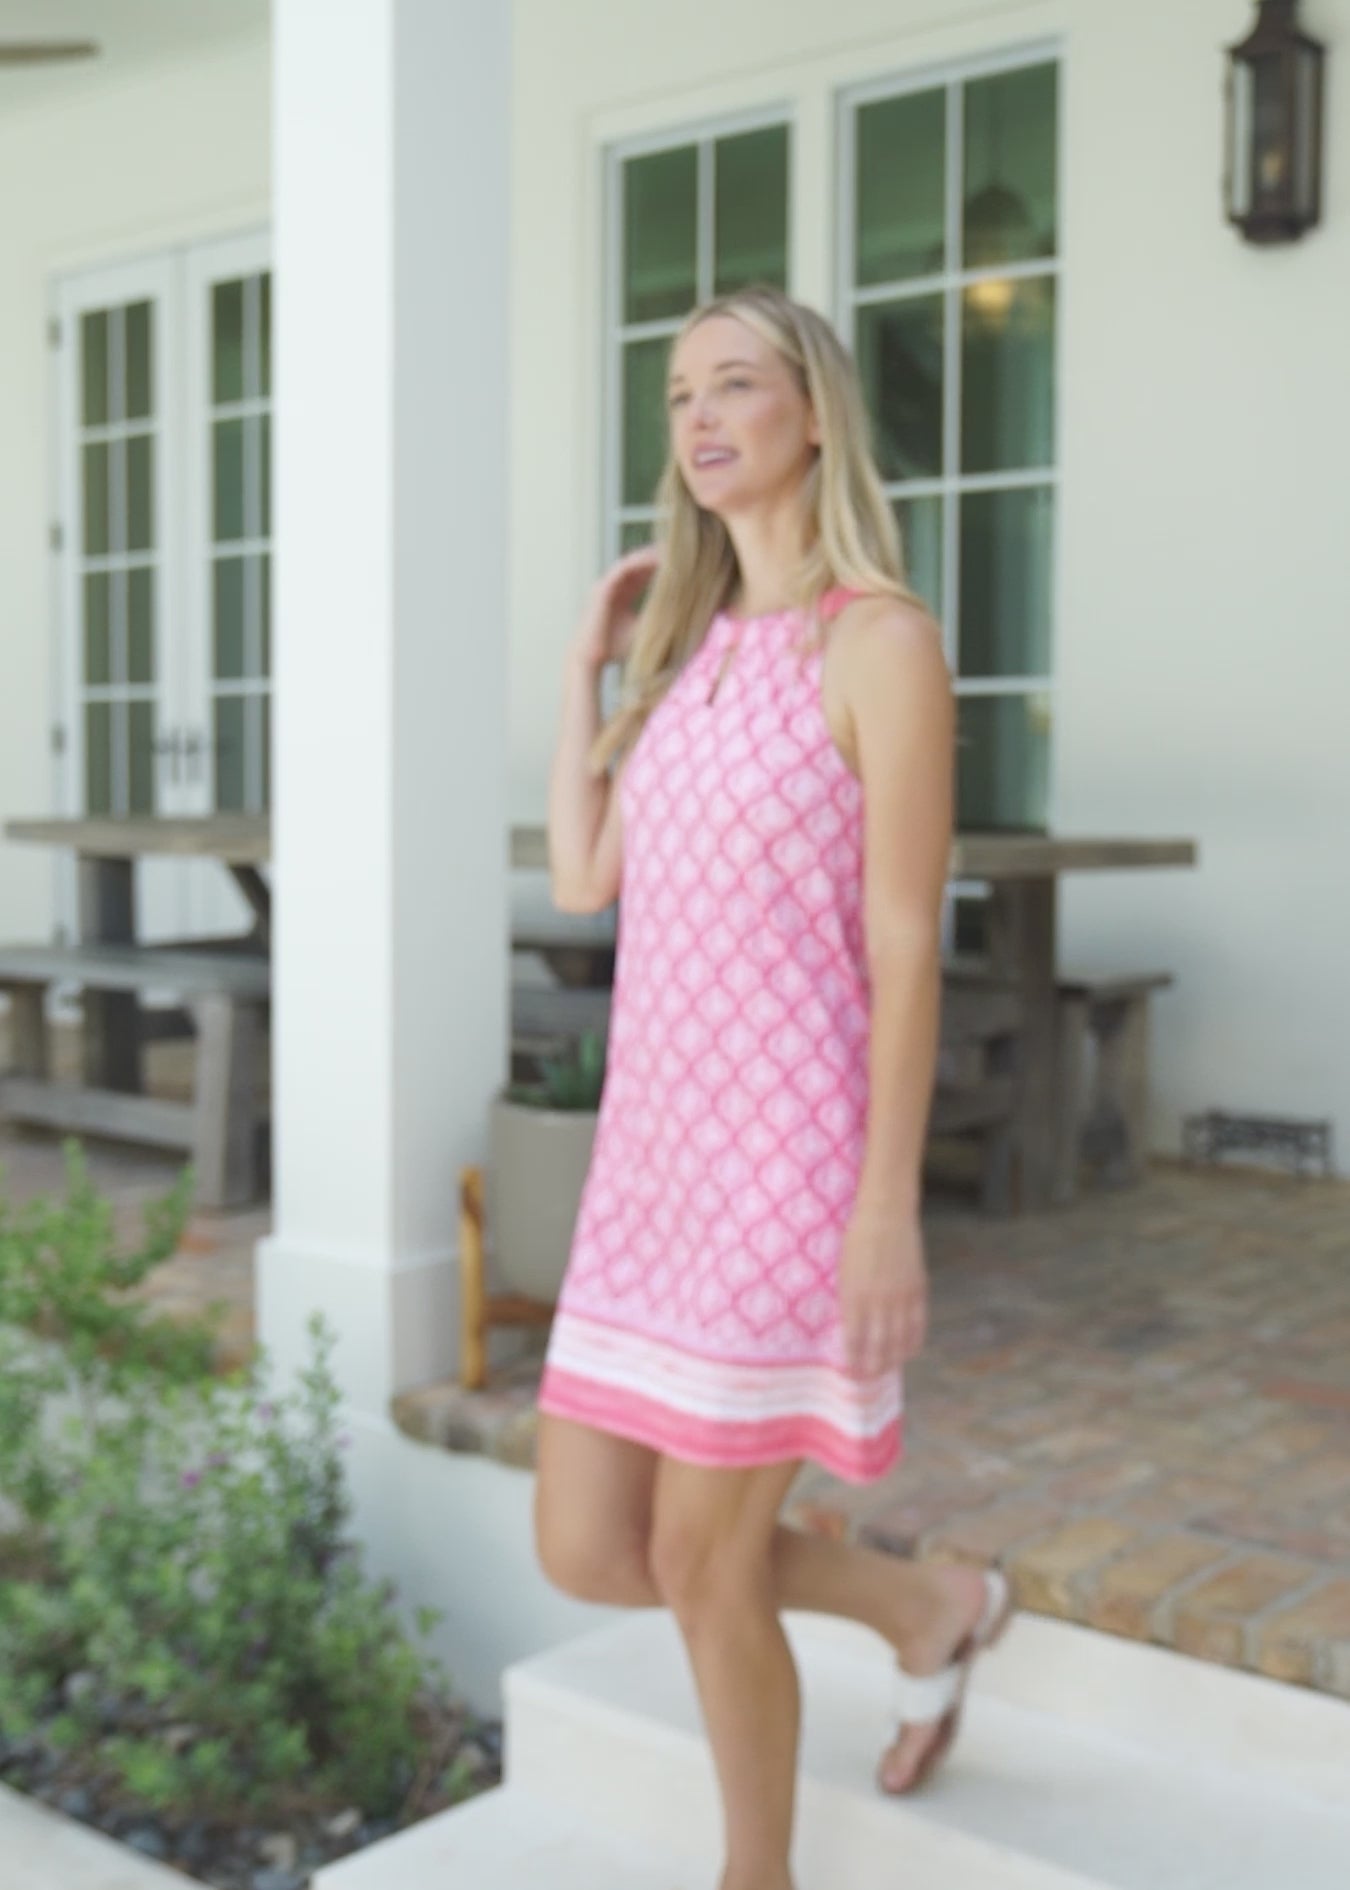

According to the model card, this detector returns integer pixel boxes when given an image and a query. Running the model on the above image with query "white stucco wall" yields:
[0,28,271,939]
[509,0,1350,1160]
[0,0,1346,1158]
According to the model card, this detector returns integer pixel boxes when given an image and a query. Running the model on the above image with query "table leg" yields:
[228,864,271,949]
[987,876,1058,1211]
[77,855,142,1093]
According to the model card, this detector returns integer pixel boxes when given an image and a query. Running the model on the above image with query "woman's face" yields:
[667,315,819,520]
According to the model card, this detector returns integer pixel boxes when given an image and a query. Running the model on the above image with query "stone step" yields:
[502,1608,1350,1890]
[314,1783,705,1887]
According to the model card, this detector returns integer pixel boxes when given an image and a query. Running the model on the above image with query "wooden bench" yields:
[929,978,1023,1213]
[1053,973,1173,1198]
[0,944,270,1211]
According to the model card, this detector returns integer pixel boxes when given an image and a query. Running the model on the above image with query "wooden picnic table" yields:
[5,816,1198,1209]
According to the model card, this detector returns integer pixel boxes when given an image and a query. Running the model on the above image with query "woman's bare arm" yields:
[831,596,954,1371]
[548,549,657,913]
[846,599,954,1210]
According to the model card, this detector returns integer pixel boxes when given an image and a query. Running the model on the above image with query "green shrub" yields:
[506,1026,606,1111]
[0,1146,446,1825]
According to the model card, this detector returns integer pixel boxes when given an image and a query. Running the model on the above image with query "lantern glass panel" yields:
[1251,55,1291,210]
[1228,61,1254,219]
[1294,47,1319,213]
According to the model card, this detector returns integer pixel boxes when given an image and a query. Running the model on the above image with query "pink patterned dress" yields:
[537,587,902,1483]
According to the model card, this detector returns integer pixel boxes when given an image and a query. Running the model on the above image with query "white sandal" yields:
[878,1567,1014,1796]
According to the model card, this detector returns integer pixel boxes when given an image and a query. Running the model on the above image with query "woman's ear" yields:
[806,404,822,449]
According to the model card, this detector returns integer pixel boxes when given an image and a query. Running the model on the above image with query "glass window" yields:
[846,59,1059,831]
[608,119,790,558]
[714,125,790,295]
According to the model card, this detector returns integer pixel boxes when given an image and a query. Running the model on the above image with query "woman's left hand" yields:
[838,1207,929,1377]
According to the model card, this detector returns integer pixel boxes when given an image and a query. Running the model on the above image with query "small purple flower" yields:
[254,1402,276,1423]
[337,1433,352,1451]
[180,1469,202,1489]
[206,1452,231,1470]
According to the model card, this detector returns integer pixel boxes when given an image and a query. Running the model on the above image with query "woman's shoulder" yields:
[819,585,941,645]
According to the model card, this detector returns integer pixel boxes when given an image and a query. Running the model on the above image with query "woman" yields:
[534,286,1011,1890]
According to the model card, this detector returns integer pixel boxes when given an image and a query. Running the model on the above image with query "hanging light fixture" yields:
[1224,0,1327,243]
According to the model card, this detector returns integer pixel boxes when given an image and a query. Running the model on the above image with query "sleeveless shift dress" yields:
[537,587,903,1484]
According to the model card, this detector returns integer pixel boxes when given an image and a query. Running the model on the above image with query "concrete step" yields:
[314,1783,706,1887]
[504,1609,1350,1890]
[1,1782,188,1890]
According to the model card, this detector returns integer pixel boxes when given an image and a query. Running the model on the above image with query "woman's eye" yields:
[668,392,690,410]
[723,377,752,392]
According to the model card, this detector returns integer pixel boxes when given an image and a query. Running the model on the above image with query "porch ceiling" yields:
[0,0,267,108]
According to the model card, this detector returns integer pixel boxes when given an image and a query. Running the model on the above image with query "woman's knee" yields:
[534,1489,651,1604]
[650,1514,765,1623]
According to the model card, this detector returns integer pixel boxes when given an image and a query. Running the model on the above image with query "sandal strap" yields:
[892,1660,962,1725]
[892,1570,1010,1727]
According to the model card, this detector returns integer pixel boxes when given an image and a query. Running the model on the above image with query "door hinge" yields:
[47,317,61,349]
[49,521,63,552]
[51,724,67,757]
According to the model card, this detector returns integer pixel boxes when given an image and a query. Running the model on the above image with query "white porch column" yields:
[258,0,510,1418]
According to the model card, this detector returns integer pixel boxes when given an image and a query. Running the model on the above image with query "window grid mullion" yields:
[697,139,715,304]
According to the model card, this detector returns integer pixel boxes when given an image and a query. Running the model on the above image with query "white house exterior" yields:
[1,0,1348,1701]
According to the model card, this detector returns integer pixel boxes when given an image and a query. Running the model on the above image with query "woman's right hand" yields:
[572,546,661,672]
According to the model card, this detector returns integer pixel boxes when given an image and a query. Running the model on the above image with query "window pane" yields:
[126,433,154,552]
[260,553,272,677]
[259,272,272,398]
[854,295,943,480]
[85,703,113,815]
[261,693,271,812]
[214,418,246,541]
[124,300,152,420]
[128,699,156,815]
[213,279,245,404]
[214,556,246,680]
[960,487,1053,680]
[81,311,109,427]
[856,88,946,287]
[620,519,654,553]
[964,63,1058,269]
[621,337,670,507]
[957,691,1050,831]
[128,566,154,684]
[952,892,989,957]
[714,125,789,294]
[214,696,246,812]
[83,573,111,687]
[82,441,110,555]
[895,495,943,616]
[961,277,1055,474]
[624,146,697,324]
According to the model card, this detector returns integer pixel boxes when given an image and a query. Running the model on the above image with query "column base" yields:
[255,1233,457,1417]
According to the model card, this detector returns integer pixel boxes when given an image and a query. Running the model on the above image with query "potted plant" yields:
[486,1029,606,1305]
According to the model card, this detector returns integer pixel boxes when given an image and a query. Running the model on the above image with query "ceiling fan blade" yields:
[0,41,100,67]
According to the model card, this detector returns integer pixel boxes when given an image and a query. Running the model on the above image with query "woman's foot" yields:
[877,1562,998,1793]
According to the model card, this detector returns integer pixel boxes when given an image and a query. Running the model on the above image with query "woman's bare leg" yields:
[650,1456,805,1890]
[534,1413,995,1790]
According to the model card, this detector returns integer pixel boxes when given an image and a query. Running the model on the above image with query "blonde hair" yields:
[589,284,928,774]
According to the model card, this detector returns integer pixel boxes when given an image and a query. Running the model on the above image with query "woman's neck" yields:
[723,496,806,617]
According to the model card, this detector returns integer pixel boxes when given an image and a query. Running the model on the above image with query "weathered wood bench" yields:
[0,944,270,1211]
[930,978,1023,1214]
[1053,972,1173,1198]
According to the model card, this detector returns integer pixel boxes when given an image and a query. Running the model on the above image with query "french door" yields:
[53,230,273,944]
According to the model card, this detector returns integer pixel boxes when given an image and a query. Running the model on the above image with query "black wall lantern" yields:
[1225,0,1327,242]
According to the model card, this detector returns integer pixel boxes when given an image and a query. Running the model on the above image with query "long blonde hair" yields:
[589,284,927,774]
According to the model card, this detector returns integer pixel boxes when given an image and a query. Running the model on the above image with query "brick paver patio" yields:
[3,1017,1348,1698]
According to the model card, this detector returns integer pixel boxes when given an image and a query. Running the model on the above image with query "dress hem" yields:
[538,1365,903,1487]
